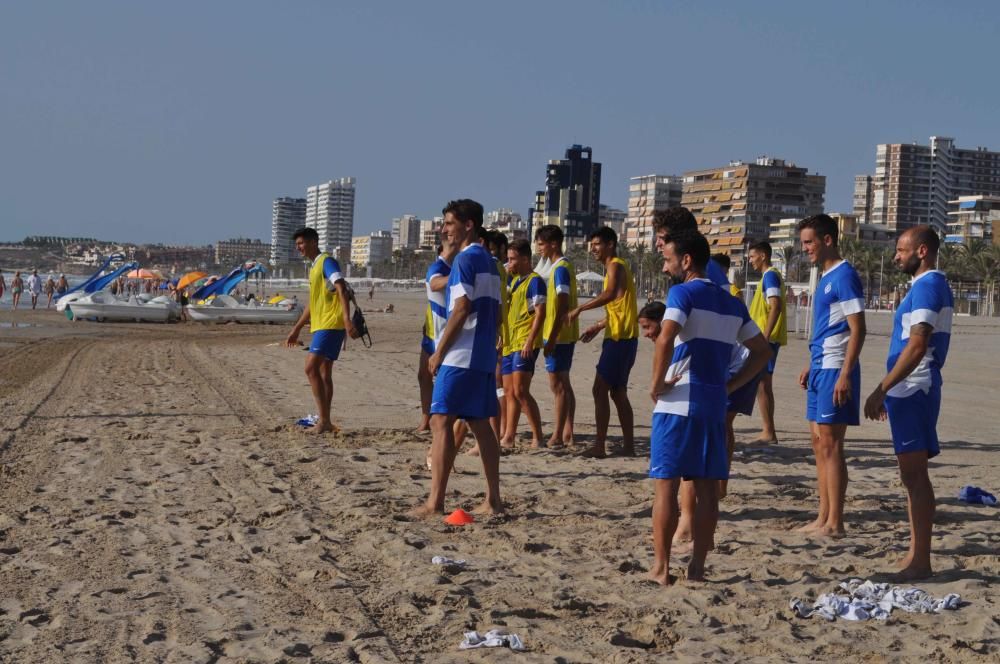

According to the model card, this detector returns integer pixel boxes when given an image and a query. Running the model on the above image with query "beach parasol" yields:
[125,268,163,280]
[176,271,208,290]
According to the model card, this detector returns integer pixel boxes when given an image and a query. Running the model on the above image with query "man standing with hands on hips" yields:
[864,226,952,580]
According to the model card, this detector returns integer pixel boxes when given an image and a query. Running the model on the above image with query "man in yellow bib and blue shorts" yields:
[285,227,358,434]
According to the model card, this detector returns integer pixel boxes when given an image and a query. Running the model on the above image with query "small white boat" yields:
[186,294,301,324]
[67,290,180,323]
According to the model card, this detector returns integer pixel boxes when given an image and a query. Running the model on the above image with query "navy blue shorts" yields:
[727,372,762,415]
[309,329,345,361]
[544,342,575,373]
[806,365,860,425]
[886,387,941,458]
[421,334,434,356]
[501,349,540,375]
[767,342,781,374]
[650,413,729,480]
[430,366,499,420]
[596,338,638,389]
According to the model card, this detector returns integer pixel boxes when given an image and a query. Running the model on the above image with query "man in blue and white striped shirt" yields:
[648,229,771,585]
[864,226,953,581]
[412,199,503,518]
[797,213,867,538]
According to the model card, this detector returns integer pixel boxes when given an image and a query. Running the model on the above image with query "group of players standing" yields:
[287,197,954,585]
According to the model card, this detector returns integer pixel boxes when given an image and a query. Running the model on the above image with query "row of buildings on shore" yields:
[264,135,1000,272]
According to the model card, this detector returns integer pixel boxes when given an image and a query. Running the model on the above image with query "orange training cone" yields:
[444,509,475,526]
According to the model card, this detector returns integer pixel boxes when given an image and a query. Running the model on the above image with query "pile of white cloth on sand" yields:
[791,578,962,621]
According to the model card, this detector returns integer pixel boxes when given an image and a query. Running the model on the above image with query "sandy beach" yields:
[0,292,997,662]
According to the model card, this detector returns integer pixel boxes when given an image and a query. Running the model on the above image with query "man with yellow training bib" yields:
[499,238,547,449]
[748,240,787,444]
[569,226,639,458]
[285,227,359,435]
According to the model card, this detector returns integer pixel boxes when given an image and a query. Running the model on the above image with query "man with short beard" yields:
[864,226,953,581]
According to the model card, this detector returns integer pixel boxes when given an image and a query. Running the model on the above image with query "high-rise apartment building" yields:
[270,197,307,266]
[306,177,356,253]
[486,208,528,240]
[598,205,627,238]
[854,136,1000,234]
[533,144,602,246]
[947,195,999,245]
[215,238,271,267]
[623,174,684,247]
[391,214,421,251]
[852,175,873,222]
[351,231,393,267]
[681,157,825,265]
[419,217,442,249]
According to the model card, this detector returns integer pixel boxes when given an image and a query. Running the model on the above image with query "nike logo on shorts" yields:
[821,412,835,418]
[900,439,916,446]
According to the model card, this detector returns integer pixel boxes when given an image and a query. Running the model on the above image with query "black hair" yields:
[639,300,665,321]
[711,253,731,270]
[489,230,509,251]
[436,244,444,254]
[535,224,564,244]
[587,226,618,246]
[797,214,839,246]
[509,238,532,257]
[442,199,484,229]
[293,227,319,242]
[665,230,710,269]
[748,240,773,261]
[908,225,940,254]
[653,207,697,237]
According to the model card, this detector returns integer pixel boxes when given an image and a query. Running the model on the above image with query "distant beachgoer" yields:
[56,274,68,296]
[27,269,42,309]
[284,227,359,435]
[0,270,6,301]
[11,271,23,309]
[368,285,375,301]
[44,275,56,308]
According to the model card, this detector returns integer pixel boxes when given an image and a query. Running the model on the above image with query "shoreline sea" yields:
[0,292,997,661]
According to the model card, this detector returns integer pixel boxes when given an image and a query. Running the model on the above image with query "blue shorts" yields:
[650,413,729,480]
[596,338,638,389]
[767,343,781,374]
[421,334,434,356]
[544,342,575,373]
[806,365,860,425]
[309,329,346,361]
[430,366,499,420]
[501,349,540,375]
[727,372,762,415]
[885,387,941,458]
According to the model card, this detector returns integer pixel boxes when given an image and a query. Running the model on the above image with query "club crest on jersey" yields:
[824,283,832,294]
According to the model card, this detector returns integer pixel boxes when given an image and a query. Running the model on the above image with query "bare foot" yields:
[752,435,779,445]
[615,445,636,457]
[471,499,503,516]
[671,538,694,555]
[892,564,933,582]
[464,445,481,457]
[546,437,565,450]
[578,443,606,459]
[562,435,575,447]
[529,439,546,449]
[306,421,335,435]
[415,426,430,435]
[499,438,516,450]
[794,517,825,533]
[686,560,706,582]
[407,502,444,520]
[810,525,846,539]
[895,553,914,570]
[646,565,674,586]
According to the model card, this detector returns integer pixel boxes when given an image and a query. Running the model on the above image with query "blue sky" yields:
[2,1,998,244]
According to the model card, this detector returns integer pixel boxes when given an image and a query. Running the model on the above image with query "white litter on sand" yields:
[459,629,526,651]
[791,578,962,621]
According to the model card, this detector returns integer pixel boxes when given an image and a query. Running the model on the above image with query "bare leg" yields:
[490,364,505,441]
[580,375,611,458]
[500,372,519,448]
[514,371,544,447]
[466,418,503,514]
[688,479,719,581]
[895,451,934,580]
[304,354,334,434]
[814,423,847,537]
[755,373,778,443]
[610,386,634,456]
[719,412,737,499]
[547,372,567,448]
[673,480,696,552]
[411,414,459,517]
[564,374,576,445]
[416,350,432,432]
[797,423,828,532]
[648,478,680,586]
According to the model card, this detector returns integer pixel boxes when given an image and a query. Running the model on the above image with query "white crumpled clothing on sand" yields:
[791,578,962,621]
[459,629,526,651]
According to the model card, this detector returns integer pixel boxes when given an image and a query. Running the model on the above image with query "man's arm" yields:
[429,296,471,375]
[650,319,681,403]
[333,280,358,338]
[834,312,866,406]
[429,274,449,292]
[864,323,931,420]
[763,295,782,340]
[523,298,546,355]
[569,261,623,320]
[579,318,606,343]
[286,303,311,346]
[728,334,771,393]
